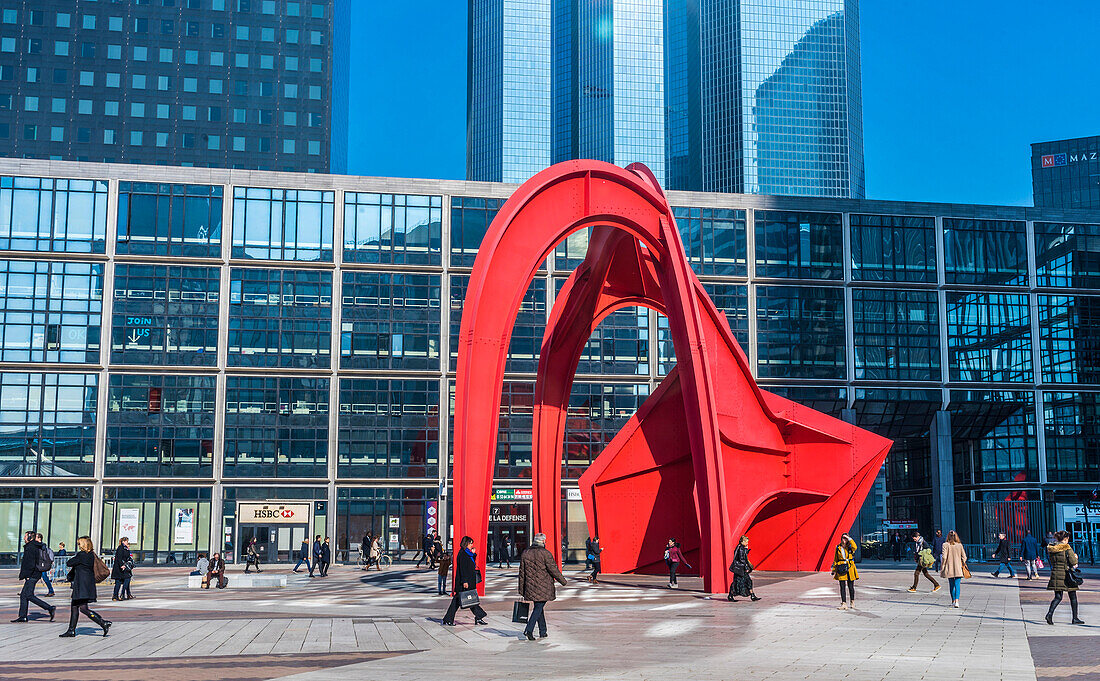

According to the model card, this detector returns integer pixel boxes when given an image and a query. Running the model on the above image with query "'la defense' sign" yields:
[452,160,892,594]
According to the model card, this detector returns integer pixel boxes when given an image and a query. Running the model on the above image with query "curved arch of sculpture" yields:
[454,160,893,594]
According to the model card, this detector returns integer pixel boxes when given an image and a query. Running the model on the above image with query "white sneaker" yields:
[953,602,959,608]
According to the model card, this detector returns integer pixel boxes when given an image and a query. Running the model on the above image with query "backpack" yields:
[35,545,53,573]
[917,547,935,569]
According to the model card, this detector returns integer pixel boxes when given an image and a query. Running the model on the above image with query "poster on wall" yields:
[118,508,140,542]
[174,508,195,544]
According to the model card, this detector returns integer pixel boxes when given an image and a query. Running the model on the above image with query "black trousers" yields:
[18,577,50,618]
[839,580,855,602]
[320,560,330,576]
[442,593,486,624]
[524,601,547,636]
[668,561,679,585]
[1049,590,1080,619]
[67,603,105,631]
[590,562,601,581]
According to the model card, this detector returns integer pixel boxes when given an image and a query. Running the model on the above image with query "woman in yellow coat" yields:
[832,533,859,610]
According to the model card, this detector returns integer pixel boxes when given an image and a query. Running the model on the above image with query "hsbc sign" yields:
[238,502,311,525]
[1042,151,1098,168]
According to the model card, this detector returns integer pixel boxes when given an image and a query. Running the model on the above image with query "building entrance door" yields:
[488,502,530,565]
[236,502,312,563]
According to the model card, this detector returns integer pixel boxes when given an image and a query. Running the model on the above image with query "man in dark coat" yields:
[441,536,488,626]
[932,530,946,572]
[111,537,134,600]
[1020,531,1042,580]
[12,531,55,622]
[416,532,431,568]
[310,535,322,577]
[991,532,1016,578]
[518,532,569,640]
[205,552,227,589]
[293,538,311,573]
[319,537,332,577]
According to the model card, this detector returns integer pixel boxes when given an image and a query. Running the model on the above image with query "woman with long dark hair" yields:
[1046,530,1084,625]
[665,538,690,589]
[60,536,111,637]
[727,535,760,602]
[441,536,488,626]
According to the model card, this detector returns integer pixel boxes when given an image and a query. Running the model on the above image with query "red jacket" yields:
[667,545,690,566]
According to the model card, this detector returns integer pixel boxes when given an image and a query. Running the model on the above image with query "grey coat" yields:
[518,546,568,602]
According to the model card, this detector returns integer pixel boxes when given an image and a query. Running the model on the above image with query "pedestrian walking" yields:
[907,531,941,593]
[890,532,902,562]
[320,537,332,576]
[664,538,691,589]
[931,530,946,572]
[429,531,442,569]
[437,550,451,595]
[939,530,968,608]
[1045,531,1084,625]
[11,531,56,623]
[59,536,111,637]
[243,537,262,573]
[441,536,488,626]
[496,534,513,569]
[727,535,760,602]
[111,537,134,601]
[205,552,227,589]
[990,532,1016,578]
[586,537,602,584]
[369,535,382,571]
[416,532,431,568]
[1020,531,1041,580]
[832,533,859,610]
[584,537,594,571]
[293,538,311,573]
[518,532,569,641]
[311,535,323,576]
[33,533,56,597]
[53,542,68,584]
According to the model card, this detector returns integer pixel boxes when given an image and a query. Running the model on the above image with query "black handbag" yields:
[458,589,481,609]
[512,601,530,623]
[1065,566,1084,587]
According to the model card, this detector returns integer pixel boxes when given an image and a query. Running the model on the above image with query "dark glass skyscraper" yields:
[1032,135,1100,209]
[0,0,350,173]
[470,0,864,198]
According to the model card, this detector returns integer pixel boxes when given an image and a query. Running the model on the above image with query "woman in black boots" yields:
[61,536,111,637]
[1046,531,1085,625]
[727,535,761,602]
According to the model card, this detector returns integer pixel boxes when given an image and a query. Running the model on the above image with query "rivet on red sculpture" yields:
[452,160,892,593]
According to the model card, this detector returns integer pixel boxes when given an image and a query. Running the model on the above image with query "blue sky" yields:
[345,1,1099,206]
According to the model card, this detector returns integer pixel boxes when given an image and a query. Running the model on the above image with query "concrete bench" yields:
[186,573,287,589]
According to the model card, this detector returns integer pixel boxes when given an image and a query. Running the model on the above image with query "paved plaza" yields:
[1,563,1097,681]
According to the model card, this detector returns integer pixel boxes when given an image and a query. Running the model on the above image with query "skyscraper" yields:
[469,0,864,198]
[1032,135,1100,209]
[0,0,350,174]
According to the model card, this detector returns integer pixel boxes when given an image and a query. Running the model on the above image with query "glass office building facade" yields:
[2,158,1098,566]
[0,0,350,173]
[472,0,863,198]
[1032,135,1100,210]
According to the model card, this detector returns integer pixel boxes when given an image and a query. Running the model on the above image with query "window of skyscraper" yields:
[659,283,750,375]
[1034,222,1100,288]
[228,267,332,369]
[111,265,220,366]
[947,292,1032,382]
[450,273,545,373]
[450,196,505,267]
[756,285,846,379]
[755,210,843,280]
[117,182,223,257]
[948,390,1037,485]
[105,374,217,478]
[673,207,748,277]
[231,187,333,261]
[0,176,108,253]
[852,288,940,381]
[223,376,329,478]
[1037,294,1100,384]
[850,214,936,283]
[337,378,440,479]
[561,382,650,480]
[0,372,98,477]
[343,192,443,266]
[1042,392,1100,483]
[0,260,102,363]
[943,218,1027,286]
[340,271,441,371]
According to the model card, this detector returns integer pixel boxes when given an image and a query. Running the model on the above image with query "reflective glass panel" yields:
[450,274,545,373]
[0,176,108,253]
[943,218,1027,286]
[0,372,97,477]
[228,268,331,369]
[223,376,329,478]
[116,183,223,258]
[0,260,102,363]
[1042,392,1100,483]
[672,206,748,277]
[852,288,940,381]
[450,197,504,267]
[659,283,749,375]
[1038,295,1100,385]
[337,379,440,479]
[105,374,216,477]
[562,382,650,479]
[948,390,1037,485]
[755,210,842,279]
[231,187,333,261]
[850,214,936,283]
[756,285,845,378]
[343,192,442,266]
[947,292,1032,382]
[111,265,219,366]
[340,271,441,371]
[1035,222,1100,288]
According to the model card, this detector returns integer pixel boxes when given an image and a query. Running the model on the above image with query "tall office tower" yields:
[1032,136,1100,209]
[0,0,350,173]
[470,0,863,198]
[467,0,551,184]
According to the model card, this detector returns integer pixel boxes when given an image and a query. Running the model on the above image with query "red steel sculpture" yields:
[453,160,892,593]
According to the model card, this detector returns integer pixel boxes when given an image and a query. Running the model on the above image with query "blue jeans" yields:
[524,600,547,637]
[437,574,447,594]
[992,560,1015,577]
[949,577,961,601]
[40,571,53,593]
[293,556,310,572]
